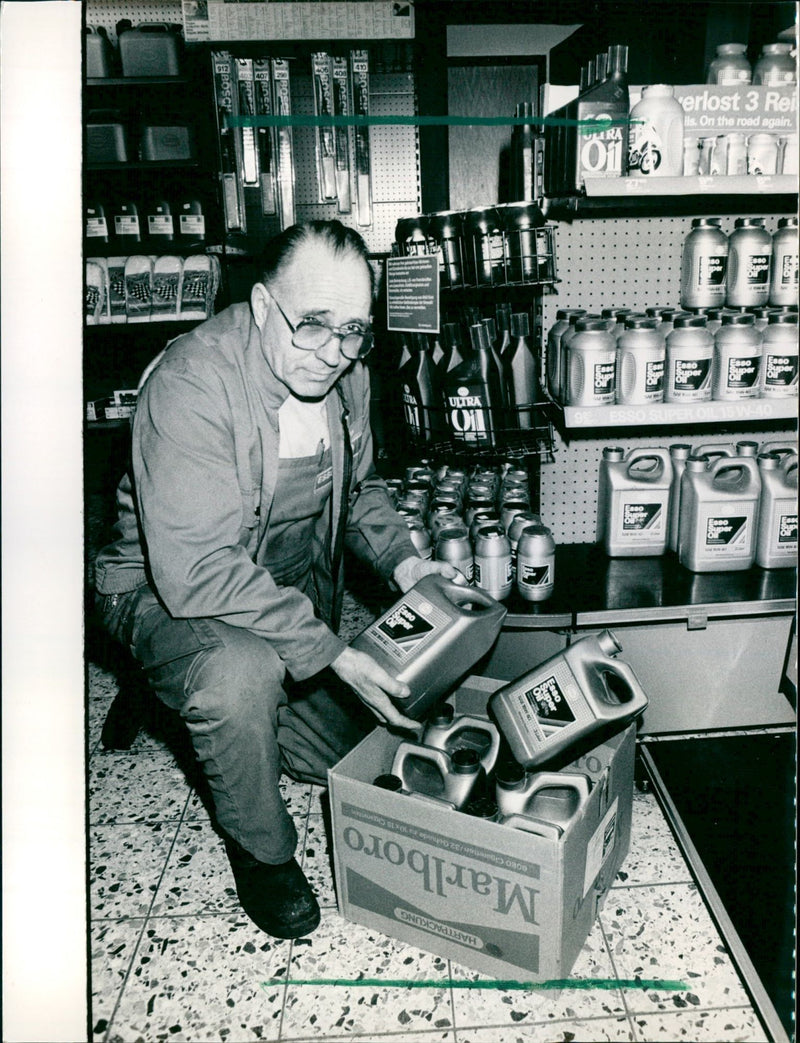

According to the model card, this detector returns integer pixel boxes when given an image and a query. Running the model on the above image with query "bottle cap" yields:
[734,217,766,227]
[674,314,708,328]
[452,747,480,775]
[691,217,723,228]
[768,312,798,325]
[623,314,657,329]
[510,312,530,337]
[374,773,403,791]
[494,759,526,788]
[574,318,611,332]
[429,703,455,727]
[463,796,499,820]
[721,312,756,325]
[556,308,587,321]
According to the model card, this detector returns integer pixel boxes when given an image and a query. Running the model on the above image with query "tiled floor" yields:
[88,648,774,1043]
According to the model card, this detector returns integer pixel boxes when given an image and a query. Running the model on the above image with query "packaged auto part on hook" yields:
[350,49,373,227]
[332,56,353,214]
[253,59,277,216]
[211,51,246,233]
[151,257,183,320]
[312,52,338,202]
[235,58,259,187]
[271,58,296,230]
[124,256,154,324]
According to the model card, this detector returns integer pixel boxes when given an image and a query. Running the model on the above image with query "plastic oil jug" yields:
[678,455,761,572]
[495,762,591,828]
[391,741,486,809]
[488,630,649,770]
[350,574,507,719]
[421,702,501,775]
[668,443,692,553]
[755,452,798,569]
[597,447,673,556]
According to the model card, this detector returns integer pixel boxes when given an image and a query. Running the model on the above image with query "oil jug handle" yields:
[391,739,451,784]
[524,771,592,806]
[599,659,649,714]
[430,574,508,619]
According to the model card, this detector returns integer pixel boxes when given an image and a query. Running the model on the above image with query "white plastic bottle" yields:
[760,312,799,399]
[706,43,752,85]
[565,317,617,406]
[753,42,796,86]
[680,218,729,309]
[627,84,685,178]
[616,315,666,404]
[770,217,799,307]
[726,218,772,308]
[665,314,714,402]
[713,312,763,400]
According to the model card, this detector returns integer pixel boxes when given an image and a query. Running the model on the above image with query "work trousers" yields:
[98,585,373,863]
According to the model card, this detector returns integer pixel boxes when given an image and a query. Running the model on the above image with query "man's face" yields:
[254,239,372,400]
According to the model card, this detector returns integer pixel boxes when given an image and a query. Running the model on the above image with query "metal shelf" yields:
[582,174,798,198]
[559,398,798,430]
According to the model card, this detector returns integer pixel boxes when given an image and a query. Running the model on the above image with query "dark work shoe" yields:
[224,839,321,939]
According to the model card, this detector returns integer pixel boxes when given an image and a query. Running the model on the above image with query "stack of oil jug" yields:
[597,442,798,571]
[372,627,648,834]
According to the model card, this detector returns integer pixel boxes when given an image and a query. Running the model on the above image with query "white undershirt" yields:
[278,394,330,459]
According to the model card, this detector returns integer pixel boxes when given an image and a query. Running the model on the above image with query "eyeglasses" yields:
[269,291,374,361]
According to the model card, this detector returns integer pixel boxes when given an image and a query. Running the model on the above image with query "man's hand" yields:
[331,645,421,732]
[392,555,469,593]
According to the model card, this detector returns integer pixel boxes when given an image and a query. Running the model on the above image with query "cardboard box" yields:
[328,676,636,982]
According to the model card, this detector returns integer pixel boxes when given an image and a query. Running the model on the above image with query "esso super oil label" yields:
[703,512,752,554]
[745,254,771,287]
[778,512,798,545]
[622,502,664,533]
[524,674,576,725]
[645,360,665,396]
[673,357,711,391]
[764,353,799,389]
[698,255,727,287]
[593,361,616,400]
[367,591,452,665]
[726,355,761,389]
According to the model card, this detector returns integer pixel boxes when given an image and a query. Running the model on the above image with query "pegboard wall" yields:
[87,0,184,40]
[539,213,797,544]
[86,0,420,254]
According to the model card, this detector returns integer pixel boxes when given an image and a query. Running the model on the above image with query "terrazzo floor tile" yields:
[449,917,625,1031]
[309,783,330,818]
[91,917,146,1041]
[600,883,751,1015]
[453,1016,636,1042]
[280,1032,456,1042]
[629,1006,771,1042]
[91,821,181,920]
[104,913,292,1043]
[280,916,455,1039]
[88,661,122,701]
[150,819,240,918]
[282,777,314,819]
[613,791,692,889]
[90,747,193,825]
[301,815,338,909]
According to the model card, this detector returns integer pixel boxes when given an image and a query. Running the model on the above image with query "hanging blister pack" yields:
[253,58,276,215]
[235,58,259,186]
[211,50,246,233]
[151,256,183,320]
[180,255,212,321]
[124,256,154,323]
[107,257,127,323]
[311,52,337,202]
[350,49,373,228]
[332,56,352,213]
[85,260,107,325]
[271,58,296,231]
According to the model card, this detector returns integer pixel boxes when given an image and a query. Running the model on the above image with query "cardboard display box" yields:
[328,676,636,982]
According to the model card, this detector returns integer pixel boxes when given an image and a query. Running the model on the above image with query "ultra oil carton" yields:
[329,676,636,982]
